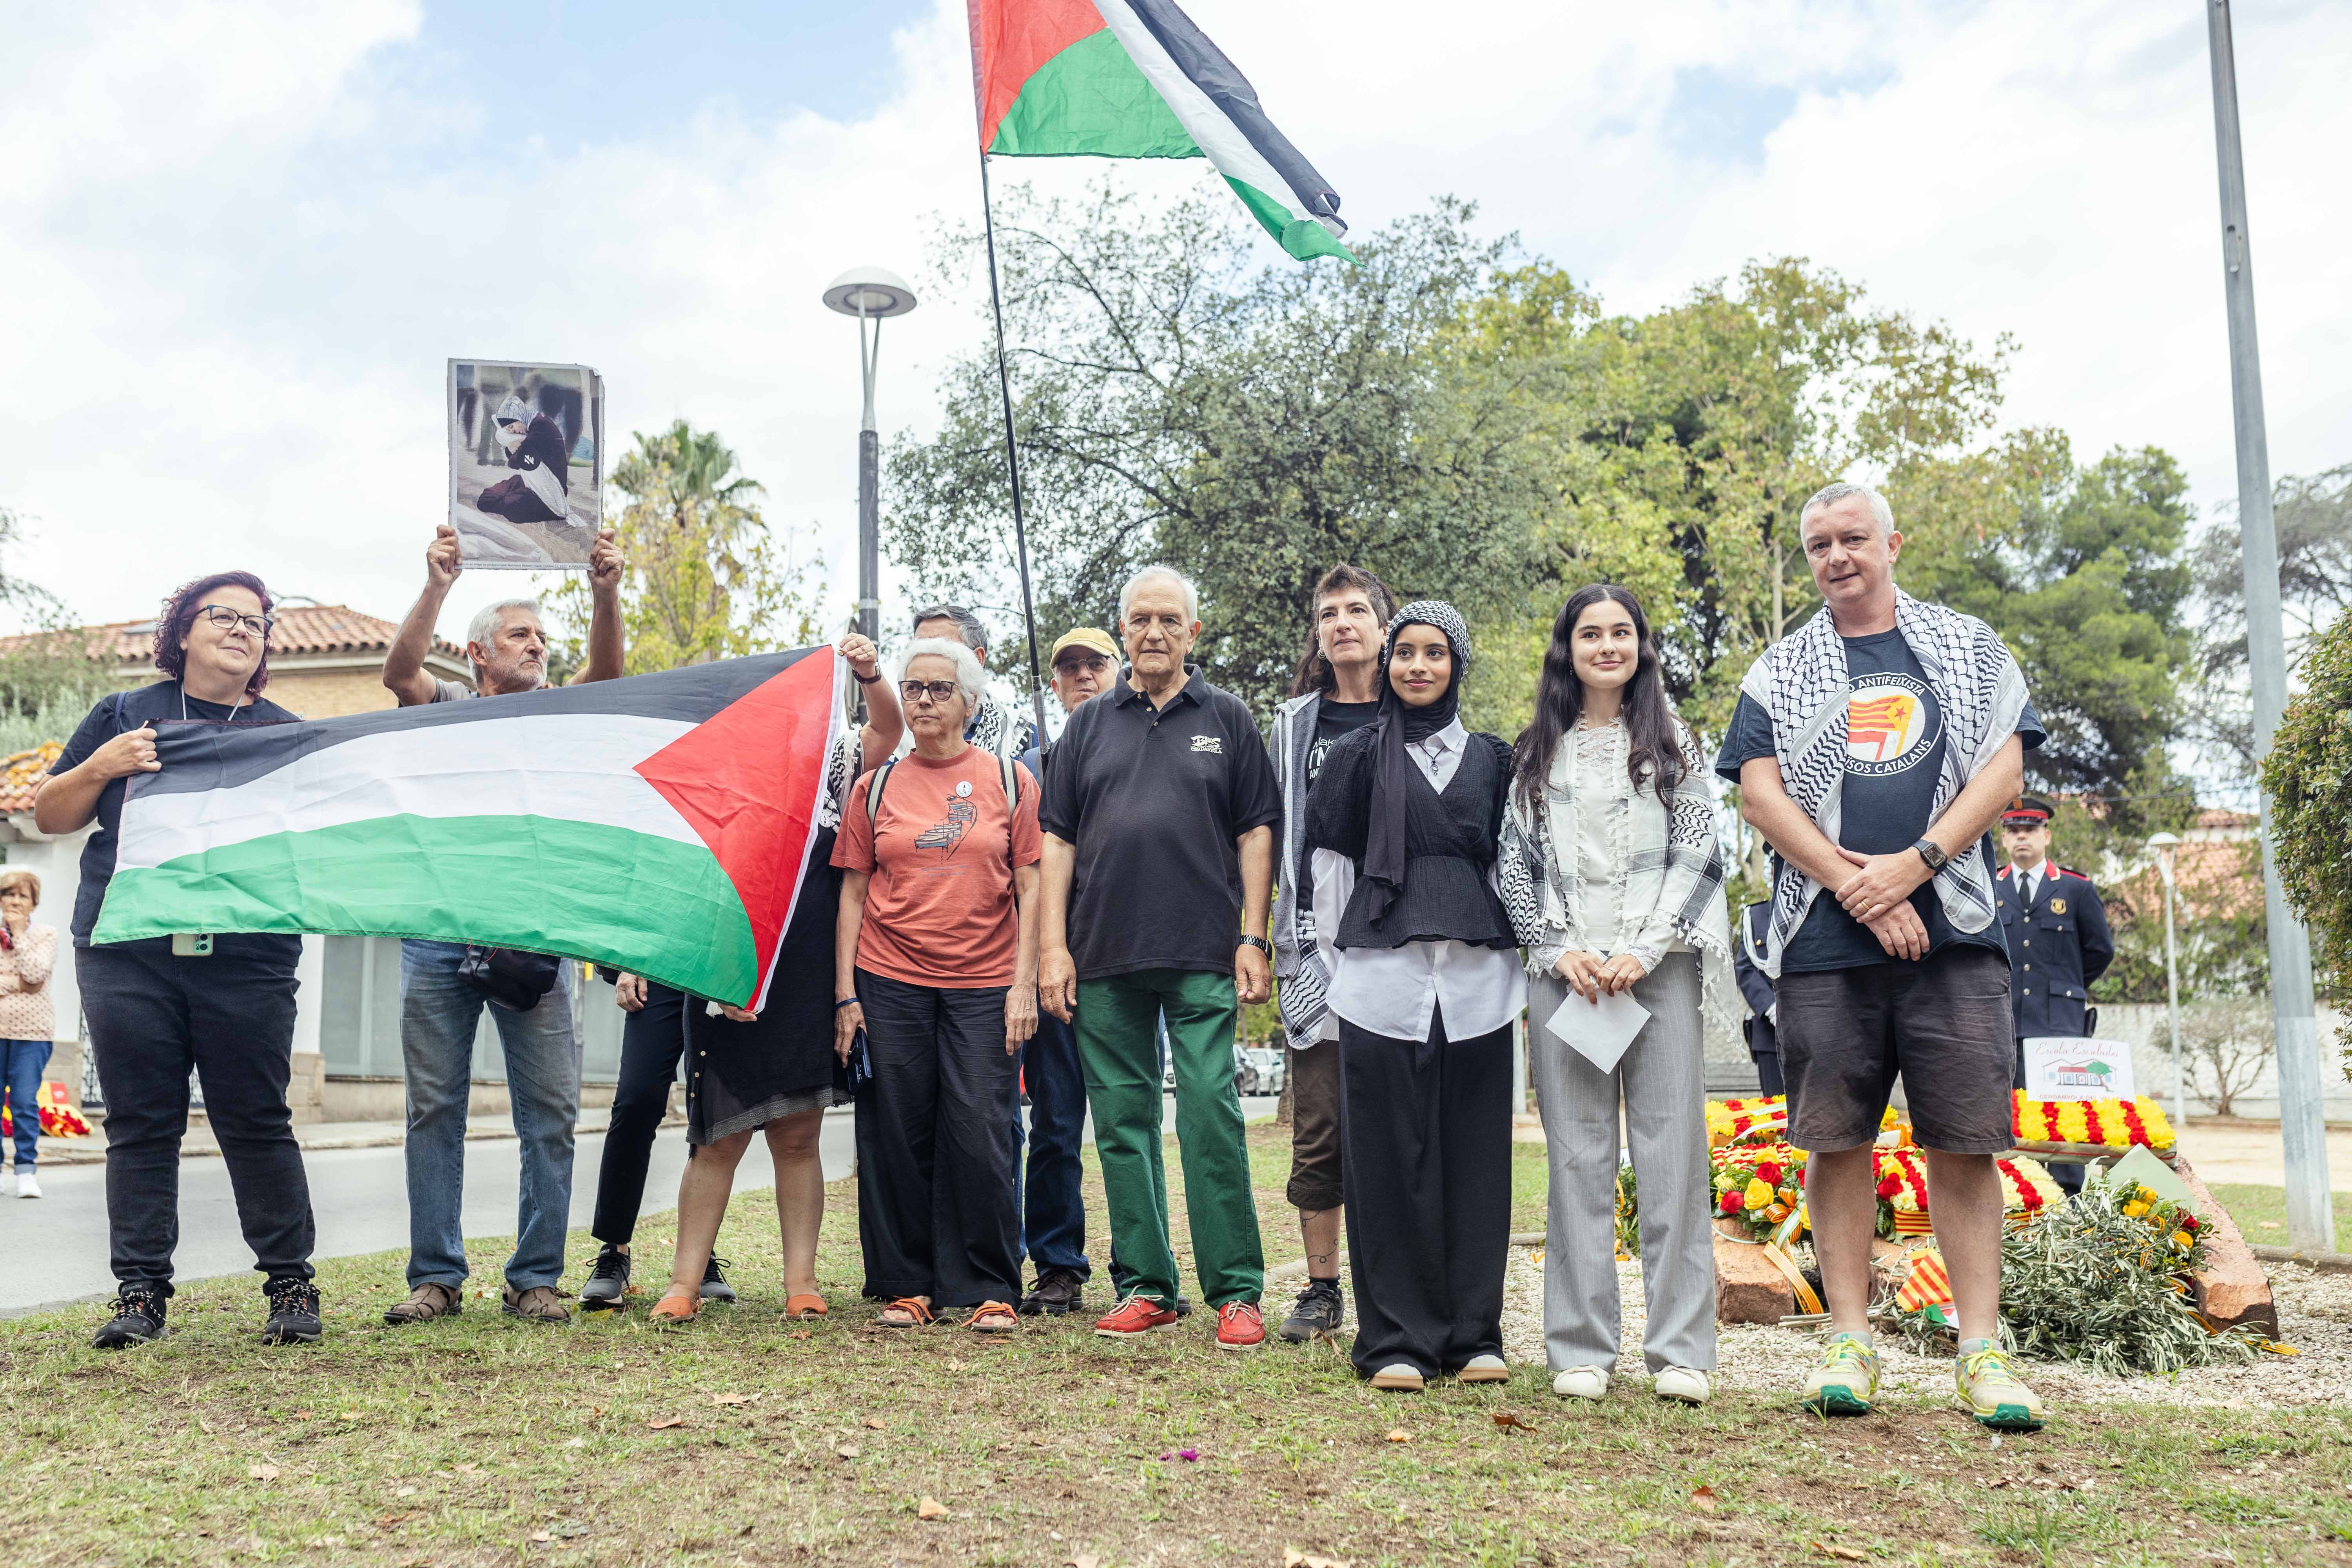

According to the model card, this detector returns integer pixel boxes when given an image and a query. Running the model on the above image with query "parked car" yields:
[1234,1043,1285,1097]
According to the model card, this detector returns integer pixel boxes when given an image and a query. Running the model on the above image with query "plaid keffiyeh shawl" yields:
[1499,718,1739,1042]
[1739,590,2028,978]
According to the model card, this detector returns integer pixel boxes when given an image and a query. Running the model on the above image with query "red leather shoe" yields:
[1093,1293,1180,1339]
[1215,1301,1267,1350]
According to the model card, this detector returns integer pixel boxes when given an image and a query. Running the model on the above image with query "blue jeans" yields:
[399,941,581,1291]
[1016,1010,1091,1278]
[4,1037,52,1169]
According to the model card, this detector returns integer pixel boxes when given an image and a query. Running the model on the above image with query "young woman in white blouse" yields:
[1304,601,1525,1393]
[1499,584,1736,1405]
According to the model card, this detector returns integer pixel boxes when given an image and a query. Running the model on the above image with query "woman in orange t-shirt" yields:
[833,638,1042,1331]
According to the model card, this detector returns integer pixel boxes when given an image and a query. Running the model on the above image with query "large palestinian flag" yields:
[969,0,1352,262]
[90,648,842,1009]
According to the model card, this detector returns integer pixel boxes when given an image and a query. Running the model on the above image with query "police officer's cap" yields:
[2001,793,2055,826]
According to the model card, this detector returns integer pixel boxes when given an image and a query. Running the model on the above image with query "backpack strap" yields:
[864,760,896,828]
[999,753,1019,811]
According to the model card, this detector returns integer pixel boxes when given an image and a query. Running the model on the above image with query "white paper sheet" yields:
[1543,987,1651,1074]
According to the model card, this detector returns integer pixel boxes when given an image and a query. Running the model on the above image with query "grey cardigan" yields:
[1267,692,1333,1051]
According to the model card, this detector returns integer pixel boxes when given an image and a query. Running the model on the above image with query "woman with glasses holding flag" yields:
[34,573,323,1350]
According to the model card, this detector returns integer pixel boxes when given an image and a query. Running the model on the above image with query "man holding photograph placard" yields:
[378,521,626,1327]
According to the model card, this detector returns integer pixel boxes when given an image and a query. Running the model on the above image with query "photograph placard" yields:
[447,359,603,569]
[2020,1036,2138,1103]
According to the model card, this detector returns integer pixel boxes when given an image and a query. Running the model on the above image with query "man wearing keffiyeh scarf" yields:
[1716,482,2053,1435]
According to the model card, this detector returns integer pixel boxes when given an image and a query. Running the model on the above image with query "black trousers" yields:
[79,941,314,1296]
[591,981,687,1245]
[1337,1009,1513,1379]
[853,969,1022,1309]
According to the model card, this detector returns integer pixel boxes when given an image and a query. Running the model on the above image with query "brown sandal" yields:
[784,1293,829,1319]
[964,1300,1020,1333]
[876,1297,934,1328]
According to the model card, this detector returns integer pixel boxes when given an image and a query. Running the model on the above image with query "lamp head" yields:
[823,266,918,318]
[2145,832,2181,850]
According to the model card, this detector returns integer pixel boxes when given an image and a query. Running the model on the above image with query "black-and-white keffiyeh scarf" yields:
[1740,590,2028,978]
[964,695,1036,762]
[1498,719,1740,1041]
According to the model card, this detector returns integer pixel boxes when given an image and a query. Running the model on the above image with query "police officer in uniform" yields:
[1995,794,2114,1192]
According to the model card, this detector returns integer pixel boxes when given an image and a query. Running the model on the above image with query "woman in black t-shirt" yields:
[36,572,320,1350]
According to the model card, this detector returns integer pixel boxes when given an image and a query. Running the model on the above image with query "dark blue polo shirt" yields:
[1040,667,1282,981]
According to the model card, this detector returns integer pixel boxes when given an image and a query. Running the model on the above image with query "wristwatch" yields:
[1912,838,1949,873]
[1238,935,1272,956]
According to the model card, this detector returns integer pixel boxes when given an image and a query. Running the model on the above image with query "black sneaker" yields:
[1279,1278,1345,1343]
[261,1278,323,1344]
[1018,1266,1086,1316]
[92,1290,168,1349]
[580,1243,631,1312]
[699,1254,736,1303]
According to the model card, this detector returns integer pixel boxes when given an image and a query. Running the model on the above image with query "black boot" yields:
[93,1290,168,1350]
[261,1277,323,1345]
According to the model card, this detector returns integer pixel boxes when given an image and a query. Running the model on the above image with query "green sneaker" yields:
[1955,1344,2046,1432]
[1800,1332,1881,1417]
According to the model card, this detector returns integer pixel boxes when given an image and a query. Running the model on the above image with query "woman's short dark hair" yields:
[153,571,276,699]
[1510,583,1686,812]
[1288,564,1398,698]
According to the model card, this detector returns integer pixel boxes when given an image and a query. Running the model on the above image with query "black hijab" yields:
[1362,600,1473,926]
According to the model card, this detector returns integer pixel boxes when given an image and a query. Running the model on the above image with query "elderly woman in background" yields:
[834,637,1042,1331]
[0,870,57,1201]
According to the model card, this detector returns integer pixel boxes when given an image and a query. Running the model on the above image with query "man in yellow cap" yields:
[1010,626,1121,1316]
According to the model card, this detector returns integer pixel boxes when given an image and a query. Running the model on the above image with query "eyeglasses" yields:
[1054,656,1111,677]
[198,604,274,639]
[899,680,963,704]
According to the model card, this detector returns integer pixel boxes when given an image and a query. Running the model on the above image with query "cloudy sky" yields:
[2,0,2346,650]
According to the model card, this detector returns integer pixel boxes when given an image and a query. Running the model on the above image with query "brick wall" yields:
[109,661,471,718]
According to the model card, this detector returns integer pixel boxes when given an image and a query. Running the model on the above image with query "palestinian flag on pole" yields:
[969,0,1352,262]
[90,648,843,1010]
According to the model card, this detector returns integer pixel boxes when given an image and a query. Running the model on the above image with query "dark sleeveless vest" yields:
[1330,734,1515,951]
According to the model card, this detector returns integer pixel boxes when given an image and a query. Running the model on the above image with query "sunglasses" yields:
[197,604,274,639]
[899,680,964,704]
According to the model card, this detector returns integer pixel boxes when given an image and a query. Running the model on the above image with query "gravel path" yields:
[1498,1245,2352,1407]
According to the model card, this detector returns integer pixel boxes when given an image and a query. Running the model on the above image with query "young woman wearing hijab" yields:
[475,392,572,525]
[1303,601,1525,1392]
[1497,584,1736,1405]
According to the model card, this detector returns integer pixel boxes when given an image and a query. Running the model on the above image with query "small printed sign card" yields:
[2020,1036,2138,1103]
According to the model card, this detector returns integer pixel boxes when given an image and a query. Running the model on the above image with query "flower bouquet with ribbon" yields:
[1712,1143,1806,1241]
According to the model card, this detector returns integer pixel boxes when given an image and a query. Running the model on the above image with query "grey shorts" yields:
[1775,946,2014,1155]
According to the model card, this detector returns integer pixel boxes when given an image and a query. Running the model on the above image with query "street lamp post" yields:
[822,267,918,647]
[2147,833,2187,1123]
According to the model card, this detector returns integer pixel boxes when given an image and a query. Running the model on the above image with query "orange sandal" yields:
[784,1294,829,1319]
[964,1301,1020,1333]
[876,1297,934,1328]
[648,1289,701,1325]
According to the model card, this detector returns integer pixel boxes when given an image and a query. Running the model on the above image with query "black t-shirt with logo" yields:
[1307,698,1381,789]
[1715,630,2043,973]
[1040,668,1283,981]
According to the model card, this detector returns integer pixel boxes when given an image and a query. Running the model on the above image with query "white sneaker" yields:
[1370,1363,1425,1392]
[1458,1354,1509,1384]
[16,1171,41,1200]
[1552,1365,1609,1399]
[1654,1366,1710,1404]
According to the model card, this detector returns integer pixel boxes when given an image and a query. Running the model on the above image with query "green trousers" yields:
[1075,969,1264,1308]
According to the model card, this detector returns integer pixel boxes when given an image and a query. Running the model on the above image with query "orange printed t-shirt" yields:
[831,749,1042,988]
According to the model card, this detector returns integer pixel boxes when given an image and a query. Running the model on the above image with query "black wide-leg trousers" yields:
[1337,1009,1514,1379]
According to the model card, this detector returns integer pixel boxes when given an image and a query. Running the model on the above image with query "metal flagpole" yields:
[2205,0,2335,1252]
[976,148,1053,742]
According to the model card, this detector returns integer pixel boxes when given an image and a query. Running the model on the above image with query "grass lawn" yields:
[2208,1182,2352,1256]
[5,1120,2350,1566]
